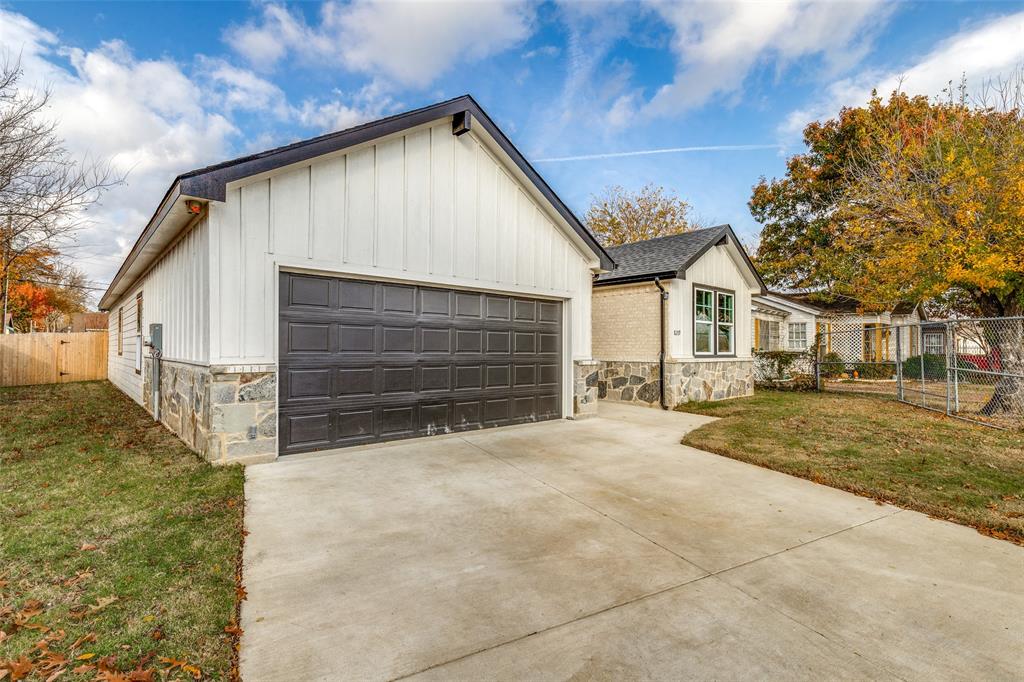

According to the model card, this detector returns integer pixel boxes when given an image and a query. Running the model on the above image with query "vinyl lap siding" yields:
[209,121,594,366]
[107,217,210,405]
[108,290,144,404]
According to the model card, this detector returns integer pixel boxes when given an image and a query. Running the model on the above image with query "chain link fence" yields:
[815,317,1024,430]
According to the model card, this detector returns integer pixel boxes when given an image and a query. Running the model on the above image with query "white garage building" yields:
[99,96,613,463]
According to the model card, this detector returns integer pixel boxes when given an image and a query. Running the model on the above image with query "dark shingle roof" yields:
[595,225,729,284]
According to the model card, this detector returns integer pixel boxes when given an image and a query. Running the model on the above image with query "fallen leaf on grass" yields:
[69,596,118,620]
[63,570,94,588]
[75,654,96,661]
[68,632,96,650]
[223,621,243,637]
[148,627,163,641]
[79,544,98,552]
[158,657,201,680]
[2,657,34,681]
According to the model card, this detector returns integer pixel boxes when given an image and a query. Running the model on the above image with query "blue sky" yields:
[2,0,1023,295]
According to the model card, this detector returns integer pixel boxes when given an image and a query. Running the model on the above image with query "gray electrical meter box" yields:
[149,323,163,352]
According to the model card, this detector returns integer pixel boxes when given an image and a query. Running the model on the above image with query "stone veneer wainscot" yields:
[597,360,753,407]
[143,358,277,464]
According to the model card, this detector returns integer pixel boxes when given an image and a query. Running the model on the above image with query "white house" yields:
[590,226,766,405]
[99,96,614,463]
[752,292,925,362]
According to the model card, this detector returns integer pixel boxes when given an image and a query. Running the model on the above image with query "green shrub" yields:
[754,350,810,383]
[819,351,846,378]
[901,353,974,380]
[853,362,896,380]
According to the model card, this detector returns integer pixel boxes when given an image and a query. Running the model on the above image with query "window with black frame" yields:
[694,286,735,356]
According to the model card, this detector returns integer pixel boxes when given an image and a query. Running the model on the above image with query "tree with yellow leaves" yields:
[752,75,1024,415]
[586,183,697,246]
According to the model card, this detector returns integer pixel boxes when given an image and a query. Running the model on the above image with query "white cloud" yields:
[1,10,238,292]
[293,81,397,131]
[0,8,410,295]
[781,10,1024,138]
[224,0,535,86]
[634,0,892,118]
[523,45,560,60]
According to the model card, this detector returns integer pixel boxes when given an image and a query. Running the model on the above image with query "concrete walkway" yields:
[241,403,1024,681]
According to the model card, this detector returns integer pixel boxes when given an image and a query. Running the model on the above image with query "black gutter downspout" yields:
[654,278,669,410]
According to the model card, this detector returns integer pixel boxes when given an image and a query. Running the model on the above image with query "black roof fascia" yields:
[176,94,614,271]
[593,270,678,287]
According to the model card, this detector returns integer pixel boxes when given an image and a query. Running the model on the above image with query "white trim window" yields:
[924,332,944,356]
[717,292,734,354]
[694,288,714,355]
[788,322,807,350]
[694,287,735,356]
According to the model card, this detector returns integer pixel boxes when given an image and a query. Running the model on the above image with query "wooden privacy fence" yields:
[0,332,108,387]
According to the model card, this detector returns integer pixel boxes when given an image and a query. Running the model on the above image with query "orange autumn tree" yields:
[753,77,1024,414]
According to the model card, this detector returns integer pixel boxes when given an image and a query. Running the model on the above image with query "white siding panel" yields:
[219,191,242,359]
[496,170,517,284]
[453,135,477,279]
[271,167,309,258]
[376,137,405,270]
[243,181,271,358]
[345,146,375,266]
[476,152,498,282]
[311,156,345,263]
[429,125,455,276]
[515,192,536,287]
[404,128,431,274]
[534,213,552,290]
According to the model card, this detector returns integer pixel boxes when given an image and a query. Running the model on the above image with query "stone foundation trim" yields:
[143,358,278,465]
[595,359,753,407]
[573,360,600,418]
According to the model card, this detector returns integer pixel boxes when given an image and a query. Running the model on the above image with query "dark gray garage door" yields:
[278,273,563,454]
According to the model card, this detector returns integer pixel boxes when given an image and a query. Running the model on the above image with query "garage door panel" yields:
[285,368,332,401]
[339,324,375,353]
[382,284,415,314]
[382,367,416,394]
[339,280,375,311]
[279,273,562,453]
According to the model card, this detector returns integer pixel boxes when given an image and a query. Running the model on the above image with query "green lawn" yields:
[678,390,1024,544]
[1,381,245,680]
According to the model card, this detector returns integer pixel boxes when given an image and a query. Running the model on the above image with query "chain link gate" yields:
[815,317,1024,430]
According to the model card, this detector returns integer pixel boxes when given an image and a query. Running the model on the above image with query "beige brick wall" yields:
[592,283,662,362]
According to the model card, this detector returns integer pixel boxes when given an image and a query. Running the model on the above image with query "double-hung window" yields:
[694,289,715,354]
[924,332,944,356]
[694,286,735,356]
[788,322,807,350]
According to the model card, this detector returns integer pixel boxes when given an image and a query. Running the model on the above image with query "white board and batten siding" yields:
[208,121,596,367]
[107,217,210,404]
[668,245,756,361]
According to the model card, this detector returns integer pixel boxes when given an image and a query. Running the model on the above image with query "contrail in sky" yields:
[534,144,782,163]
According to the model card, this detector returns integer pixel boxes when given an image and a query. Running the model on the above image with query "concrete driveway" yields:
[241,403,1024,681]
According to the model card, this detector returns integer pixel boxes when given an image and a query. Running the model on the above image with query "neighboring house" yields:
[752,292,925,362]
[751,292,821,352]
[590,226,766,406]
[98,95,614,463]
